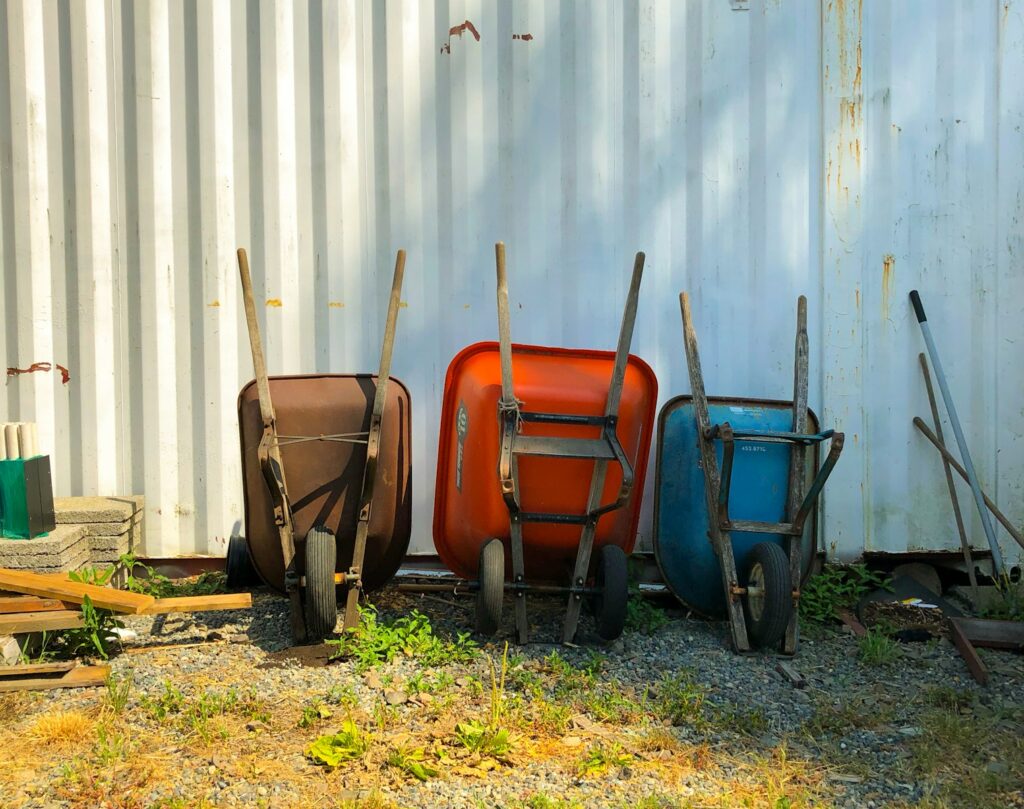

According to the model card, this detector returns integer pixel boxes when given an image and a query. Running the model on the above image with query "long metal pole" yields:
[909,290,1005,576]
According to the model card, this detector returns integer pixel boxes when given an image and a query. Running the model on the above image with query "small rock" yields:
[206,630,225,642]
[417,692,434,704]
[385,689,408,706]
[364,672,383,689]
[898,726,922,737]
[456,676,472,687]
[560,736,583,747]
[257,787,269,797]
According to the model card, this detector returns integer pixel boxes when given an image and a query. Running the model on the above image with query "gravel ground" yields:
[0,585,1021,809]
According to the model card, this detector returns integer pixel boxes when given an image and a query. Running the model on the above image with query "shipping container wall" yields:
[1,1,1021,565]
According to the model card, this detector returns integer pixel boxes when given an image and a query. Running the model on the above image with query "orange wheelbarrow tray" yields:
[433,245,656,644]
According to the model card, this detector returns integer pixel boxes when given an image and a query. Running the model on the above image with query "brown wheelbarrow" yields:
[235,249,412,644]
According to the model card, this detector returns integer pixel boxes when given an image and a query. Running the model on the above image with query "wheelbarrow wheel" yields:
[303,526,338,642]
[476,539,505,635]
[226,535,261,589]
[595,544,628,641]
[742,542,792,649]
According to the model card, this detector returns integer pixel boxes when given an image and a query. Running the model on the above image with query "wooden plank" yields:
[836,608,868,637]
[0,663,110,693]
[954,617,1024,651]
[775,661,807,689]
[0,661,76,677]
[139,593,252,615]
[0,610,84,634]
[0,595,67,614]
[949,618,989,686]
[0,568,154,614]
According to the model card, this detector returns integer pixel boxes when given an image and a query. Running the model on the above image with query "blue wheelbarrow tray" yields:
[654,396,820,619]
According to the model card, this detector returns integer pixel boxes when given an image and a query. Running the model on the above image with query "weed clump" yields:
[327,606,477,671]
[305,720,369,768]
[800,563,888,623]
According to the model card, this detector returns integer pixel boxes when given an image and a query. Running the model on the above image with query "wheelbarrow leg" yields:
[562,252,645,644]
[237,248,306,644]
[343,250,406,632]
[496,243,529,643]
[782,296,809,656]
[680,292,751,653]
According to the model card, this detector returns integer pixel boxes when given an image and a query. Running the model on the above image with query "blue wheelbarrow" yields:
[653,294,844,654]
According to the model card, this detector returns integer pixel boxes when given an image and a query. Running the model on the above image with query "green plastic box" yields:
[0,456,56,539]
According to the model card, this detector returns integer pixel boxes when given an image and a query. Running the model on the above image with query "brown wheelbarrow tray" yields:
[235,249,411,644]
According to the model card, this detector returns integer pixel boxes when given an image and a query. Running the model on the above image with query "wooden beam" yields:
[0,661,76,677]
[949,618,989,686]
[0,595,67,614]
[0,663,110,693]
[0,568,154,614]
[139,593,252,615]
[836,608,868,637]
[0,610,84,635]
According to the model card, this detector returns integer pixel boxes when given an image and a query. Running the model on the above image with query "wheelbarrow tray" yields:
[238,374,412,595]
[653,396,820,619]
[433,341,657,581]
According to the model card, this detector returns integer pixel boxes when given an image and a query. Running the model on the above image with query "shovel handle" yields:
[909,290,926,322]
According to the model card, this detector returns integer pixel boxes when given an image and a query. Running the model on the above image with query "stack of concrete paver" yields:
[0,525,91,574]
[53,496,144,565]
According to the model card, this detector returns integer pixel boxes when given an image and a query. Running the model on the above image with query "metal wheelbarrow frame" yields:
[678,293,844,654]
[476,243,646,644]
[236,248,406,644]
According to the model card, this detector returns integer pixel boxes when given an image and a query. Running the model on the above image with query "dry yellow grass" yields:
[26,709,96,750]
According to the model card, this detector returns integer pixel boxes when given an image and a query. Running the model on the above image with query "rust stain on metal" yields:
[208,300,220,307]
[399,301,408,309]
[512,33,533,42]
[6,362,71,385]
[265,298,283,308]
[440,20,481,54]
[328,301,345,309]
[854,288,860,309]
[881,254,895,320]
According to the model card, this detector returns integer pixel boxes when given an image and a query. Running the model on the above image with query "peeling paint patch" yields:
[266,298,283,308]
[512,33,533,42]
[6,362,71,385]
[328,301,345,309]
[441,19,481,54]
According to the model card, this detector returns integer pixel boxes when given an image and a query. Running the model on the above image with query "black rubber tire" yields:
[475,539,505,635]
[303,526,339,642]
[225,535,261,590]
[595,545,629,641]
[741,542,793,650]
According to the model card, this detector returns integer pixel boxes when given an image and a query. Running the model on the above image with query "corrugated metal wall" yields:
[1,0,1021,564]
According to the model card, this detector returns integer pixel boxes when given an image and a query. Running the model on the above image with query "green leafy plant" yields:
[95,722,129,765]
[56,595,123,660]
[577,742,633,776]
[327,606,477,671]
[857,630,901,666]
[298,699,333,729]
[305,720,369,768]
[980,578,1024,620]
[69,565,116,587]
[800,563,888,623]
[454,642,516,760]
[625,597,669,635]
[386,745,439,781]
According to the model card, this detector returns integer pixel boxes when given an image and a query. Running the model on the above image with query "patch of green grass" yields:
[94,722,130,765]
[327,606,477,672]
[511,796,584,809]
[325,683,358,709]
[577,742,633,776]
[979,579,1024,620]
[140,682,268,741]
[857,630,901,666]
[405,670,455,695]
[104,671,133,714]
[920,685,975,713]
[799,563,888,623]
[455,642,517,761]
[305,720,369,769]
[651,670,707,727]
[625,597,669,635]
[903,702,1024,808]
[802,693,895,737]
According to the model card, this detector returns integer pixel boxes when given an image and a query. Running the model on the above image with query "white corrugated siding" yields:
[0,0,1021,564]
